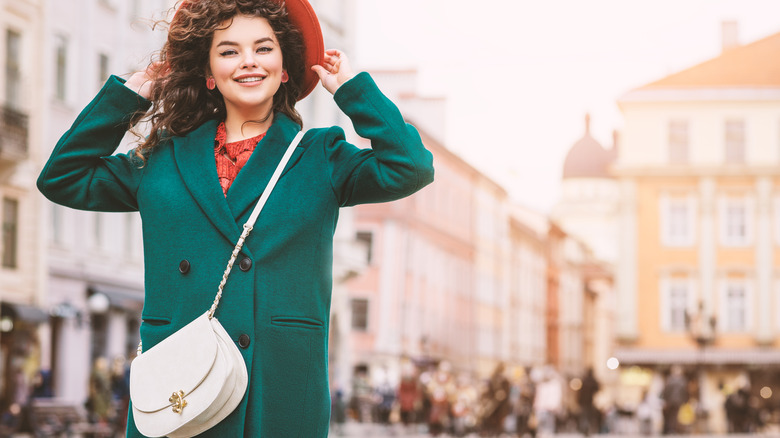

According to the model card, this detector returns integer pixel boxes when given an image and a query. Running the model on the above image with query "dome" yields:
[562,114,615,179]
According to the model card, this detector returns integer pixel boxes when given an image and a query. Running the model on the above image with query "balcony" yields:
[0,106,29,165]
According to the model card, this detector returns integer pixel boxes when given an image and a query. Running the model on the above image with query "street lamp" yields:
[684,300,717,433]
[684,300,717,349]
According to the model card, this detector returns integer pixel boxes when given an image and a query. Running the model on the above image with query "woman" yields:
[37,0,434,436]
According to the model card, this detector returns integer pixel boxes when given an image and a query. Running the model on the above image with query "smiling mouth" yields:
[235,76,265,83]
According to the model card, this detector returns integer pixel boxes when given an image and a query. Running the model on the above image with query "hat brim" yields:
[173,0,324,101]
[277,0,324,100]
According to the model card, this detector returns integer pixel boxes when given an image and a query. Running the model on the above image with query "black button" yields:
[239,257,252,272]
[178,260,190,274]
[238,334,250,349]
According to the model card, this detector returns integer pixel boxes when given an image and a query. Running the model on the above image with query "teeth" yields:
[236,77,263,83]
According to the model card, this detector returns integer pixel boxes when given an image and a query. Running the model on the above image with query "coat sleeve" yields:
[37,75,152,212]
[326,72,434,207]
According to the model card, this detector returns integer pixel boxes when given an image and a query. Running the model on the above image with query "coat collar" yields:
[172,113,303,245]
[226,113,303,222]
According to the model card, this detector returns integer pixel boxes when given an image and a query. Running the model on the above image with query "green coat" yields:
[38,72,434,437]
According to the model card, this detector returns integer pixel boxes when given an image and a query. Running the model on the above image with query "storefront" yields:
[0,302,49,411]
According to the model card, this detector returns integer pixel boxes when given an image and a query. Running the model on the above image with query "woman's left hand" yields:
[312,49,354,95]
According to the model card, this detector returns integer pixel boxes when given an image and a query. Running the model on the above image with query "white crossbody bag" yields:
[129,132,303,438]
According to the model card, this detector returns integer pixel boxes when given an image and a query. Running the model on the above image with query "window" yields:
[663,279,690,332]
[774,197,780,245]
[720,196,752,246]
[98,53,109,89]
[350,298,368,331]
[661,195,696,246]
[668,120,689,164]
[356,231,373,264]
[2,198,19,268]
[124,213,135,257]
[51,204,63,245]
[5,30,21,109]
[721,280,748,332]
[725,119,745,164]
[94,212,103,249]
[90,312,108,363]
[55,35,68,101]
[130,0,140,18]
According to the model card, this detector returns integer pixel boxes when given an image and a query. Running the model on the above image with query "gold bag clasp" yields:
[169,390,187,414]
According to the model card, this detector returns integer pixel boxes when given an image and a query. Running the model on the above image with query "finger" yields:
[311,64,328,80]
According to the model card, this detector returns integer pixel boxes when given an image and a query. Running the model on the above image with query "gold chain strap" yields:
[208,223,253,319]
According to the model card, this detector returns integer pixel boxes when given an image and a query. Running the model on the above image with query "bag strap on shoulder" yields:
[208,131,304,319]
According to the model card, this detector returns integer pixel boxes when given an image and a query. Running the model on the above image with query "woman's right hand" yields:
[124,62,169,99]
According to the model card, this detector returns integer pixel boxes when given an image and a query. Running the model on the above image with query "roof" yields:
[562,114,616,179]
[638,30,780,90]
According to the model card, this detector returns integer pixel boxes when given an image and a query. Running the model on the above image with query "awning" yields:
[88,285,144,312]
[0,302,50,323]
[614,347,780,366]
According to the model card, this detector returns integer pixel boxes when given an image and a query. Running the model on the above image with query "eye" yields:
[257,46,272,54]
[219,49,238,56]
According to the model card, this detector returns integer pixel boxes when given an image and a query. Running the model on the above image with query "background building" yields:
[613,24,780,433]
[0,0,46,413]
[552,114,619,265]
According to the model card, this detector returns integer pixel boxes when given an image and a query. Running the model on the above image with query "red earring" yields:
[206,77,216,90]
[281,71,289,83]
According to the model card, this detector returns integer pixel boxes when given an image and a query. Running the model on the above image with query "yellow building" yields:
[613,28,780,433]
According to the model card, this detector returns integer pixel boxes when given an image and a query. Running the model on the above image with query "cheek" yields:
[209,57,231,80]
[268,53,284,72]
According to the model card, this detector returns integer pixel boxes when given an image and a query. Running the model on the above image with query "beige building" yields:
[613,25,780,433]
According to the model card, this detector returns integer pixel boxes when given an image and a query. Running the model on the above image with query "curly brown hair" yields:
[135,0,306,160]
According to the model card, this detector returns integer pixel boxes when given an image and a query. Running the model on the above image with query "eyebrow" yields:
[216,37,274,47]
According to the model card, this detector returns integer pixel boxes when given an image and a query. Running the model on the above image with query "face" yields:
[208,14,284,118]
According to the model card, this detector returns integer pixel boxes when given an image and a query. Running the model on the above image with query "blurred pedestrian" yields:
[86,357,113,426]
[451,373,478,437]
[397,365,420,429]
[375,379,396,425]
[637,389,661,435]
[351,370,374,422]
[480,362,511,437]
[661,365,689,434]
[513,367,537,438]
[426,361,455,436]
[330,389,347,435]
[31,369,53,398]
[725,382,752,433]
[577,367,600,436]
[534,366,562,436]
[110,356,130,432]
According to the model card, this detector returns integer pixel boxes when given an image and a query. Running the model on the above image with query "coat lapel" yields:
[226,113,304,222]
[173,119,242,244]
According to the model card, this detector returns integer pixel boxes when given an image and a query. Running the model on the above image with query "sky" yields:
[352,0,780,213]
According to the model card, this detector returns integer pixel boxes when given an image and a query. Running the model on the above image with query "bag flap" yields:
[130,312,219,412]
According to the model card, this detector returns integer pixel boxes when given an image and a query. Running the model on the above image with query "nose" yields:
[240,51,258,69]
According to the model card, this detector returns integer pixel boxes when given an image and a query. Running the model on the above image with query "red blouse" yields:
[214,122,266,195]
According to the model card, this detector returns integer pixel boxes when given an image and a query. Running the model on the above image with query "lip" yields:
[233,74,267,85]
